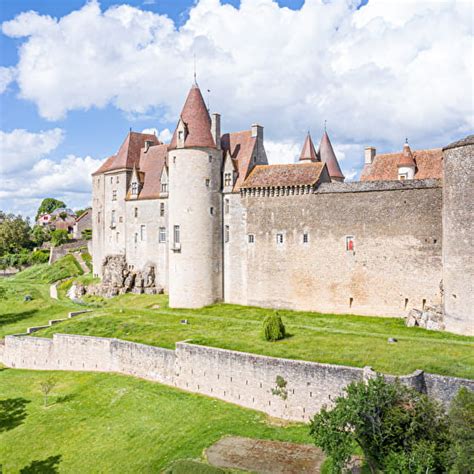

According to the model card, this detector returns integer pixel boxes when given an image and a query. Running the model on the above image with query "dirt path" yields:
[206,436,325,474]
[73,252,90,274]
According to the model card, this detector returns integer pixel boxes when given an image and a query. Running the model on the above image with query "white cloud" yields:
[1,0,472,175]
[265,139,301,165]
[0,66,16,94]
[141,127,172,143]
[0,128,64,174]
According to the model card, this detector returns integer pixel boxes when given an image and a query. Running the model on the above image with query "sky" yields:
[0,0,472,219]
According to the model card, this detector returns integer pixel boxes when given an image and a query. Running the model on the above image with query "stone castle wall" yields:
[2,334,472,422]
[225,180,442,317]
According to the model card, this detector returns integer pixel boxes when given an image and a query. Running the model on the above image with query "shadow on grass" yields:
[19,455,62,473]
[55,393,76,404]
[0,397,30,433]
[0,310,39,327]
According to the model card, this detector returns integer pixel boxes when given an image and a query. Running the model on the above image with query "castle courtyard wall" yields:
[230,180,442,317]
[2,334,472,422]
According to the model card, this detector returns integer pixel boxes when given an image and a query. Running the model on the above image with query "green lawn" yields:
[0,279,472,379]
[0,368,310,473]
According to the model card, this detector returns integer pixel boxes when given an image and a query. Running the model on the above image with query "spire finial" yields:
[129,127,132,133]
[405,137,408,144]
[193,53,197,85]
[324,120,327,132]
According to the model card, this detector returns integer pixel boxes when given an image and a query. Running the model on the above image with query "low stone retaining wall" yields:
[1,334,472,421]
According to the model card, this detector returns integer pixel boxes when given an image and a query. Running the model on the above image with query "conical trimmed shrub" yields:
[263,312,286,342]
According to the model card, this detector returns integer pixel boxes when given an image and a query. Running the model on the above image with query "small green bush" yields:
[263,312,286,341]
[30,249,49,264]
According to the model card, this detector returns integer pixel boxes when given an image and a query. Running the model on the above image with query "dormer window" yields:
[224,173,232,187]
[178,131,183,141]
[161,183,168,193]
[131,182,138,195]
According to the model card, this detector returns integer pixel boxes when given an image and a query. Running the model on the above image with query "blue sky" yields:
[0,0,471,218]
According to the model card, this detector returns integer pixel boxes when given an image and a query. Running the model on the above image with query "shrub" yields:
[29,250,49,264]
[309,376,451,474]
[81,228,92,240]
[262,312,286,341]
[50,229,69,246]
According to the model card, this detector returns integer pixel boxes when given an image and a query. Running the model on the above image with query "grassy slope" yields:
[0,369,309,473]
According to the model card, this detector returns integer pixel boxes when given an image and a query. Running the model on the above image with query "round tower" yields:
[167,84,223,308]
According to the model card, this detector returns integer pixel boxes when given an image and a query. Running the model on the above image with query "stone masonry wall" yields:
[229,181,443,317]
[2,334,472,421]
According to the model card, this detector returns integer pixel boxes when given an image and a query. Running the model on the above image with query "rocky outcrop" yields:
[70,255,163,299]
[406,305,445,331]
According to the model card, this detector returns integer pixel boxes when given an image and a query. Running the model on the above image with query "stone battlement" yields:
[2,333,472,421]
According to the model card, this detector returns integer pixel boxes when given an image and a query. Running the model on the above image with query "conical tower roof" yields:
[398,142,416,168]
[169,84,215,149]
[319,131,344,180]
[299,132,320,162]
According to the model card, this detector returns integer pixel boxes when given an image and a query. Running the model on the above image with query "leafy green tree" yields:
[309,376,451,474]
[0,212,32,255]
[50,229,69,247]
[262,312,286,341]
[75,209,87,218]
[31,225,50,247]
[448,387,474,473]
[35,198,66,221]
[81,228,92,240]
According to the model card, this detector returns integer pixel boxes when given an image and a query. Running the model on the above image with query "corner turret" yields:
[318,131,345,182]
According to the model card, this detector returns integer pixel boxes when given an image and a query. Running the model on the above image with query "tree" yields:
[262,312,286,341]
[35,198,66,221]
[0,212,32,255]
[309,376,451,474]
[448,387,474,473]
[31,225,50,247]
[40,378,56,407]
[50,229,69,247]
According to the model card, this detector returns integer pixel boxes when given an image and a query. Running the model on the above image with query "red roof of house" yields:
[361,147,443,181]
[221,130,258,190]
[92,132,160,175]
[299,132,319,162]
[398,143,416,168]
[169,84,215,150]
[318,131,344,180]
[136,144,168,200]
[241,162,327,188]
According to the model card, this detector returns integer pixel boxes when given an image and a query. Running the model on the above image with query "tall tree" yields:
[35,198,66,221]
[0,212,32,255]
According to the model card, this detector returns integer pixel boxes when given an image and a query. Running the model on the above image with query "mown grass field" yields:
[0,259,473,378]
[0,368,310,473]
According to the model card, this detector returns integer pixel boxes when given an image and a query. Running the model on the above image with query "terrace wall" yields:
[2,334,472,421]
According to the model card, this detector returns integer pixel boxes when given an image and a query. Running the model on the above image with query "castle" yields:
[92,84,473,336]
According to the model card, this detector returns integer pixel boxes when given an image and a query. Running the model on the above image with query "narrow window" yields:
[224,225,230,243]
[404,298,409,310]
[116,176,119,184]
[248,234,255,244]
[97,211,101,223]
[349,297,354,308]
[276,233,283,244]
[210,207,214,215]
[159,227,166,243]
[160,202,165,217]
[119,216,123,223]
[110,177,113,184]
[116,232,119,242]
[224,198,230,214]
[422,299,426,310]
[303,233,309,244]
[161,183,168,193]
[140,225,146,241]
[224,173,232,187]
[209,155,213,163]
[131,182,138,195]
[112,190,117,201]
[178,131,183,141]
[174,225,180,244]
[134,233,138,244]
[134,207,138,218]
[346,235,354,251]
[253,156,256,163]
[111,210,116,227]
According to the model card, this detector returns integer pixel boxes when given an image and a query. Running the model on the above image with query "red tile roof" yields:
[318,131,344,180]
[221,130,258,190]
[241,162,326,189]
[299,132,319,162]
[136,144,168,200]
[361,147,443,181]
[169,84,215,150]
[92,132,160,175]
[398,143,416,167]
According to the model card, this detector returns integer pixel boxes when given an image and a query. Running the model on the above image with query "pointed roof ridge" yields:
[169,84,215,150]
[318,131,344,180]
[398,141,416,167]
[299,132,319,162]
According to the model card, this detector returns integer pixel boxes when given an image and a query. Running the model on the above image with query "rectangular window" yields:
[116,176,119,184]
[276,233,283,244]
[224,225,230,243]
[224,198,230,214]
[210,206,214,215]
[131,182,138,195]
[209,155,213,163]
[224,173,232,187]
[303,233,309,244]
[134,233,138,244]
[346,235,355,251]
[205,178,210,188]
[97,211,101,223]
[119,216,123,223]
[134,207,138,218]
[112,190,117,201]
[140,225,146,241]
[116,232,119,242]
[160,202,165,217]
[159,227,166,243]
[110,177,113,184]
[173,225,180,244]
[161,183,168,193]
[111,210,116,227]
[248,234,255,244]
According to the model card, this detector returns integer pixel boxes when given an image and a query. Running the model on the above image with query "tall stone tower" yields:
[167,84,223,308]
[442,135,474,336]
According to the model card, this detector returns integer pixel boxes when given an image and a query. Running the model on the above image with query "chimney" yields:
[251,123,263,140]
[365,146,376,164]
[211,113,221,150]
